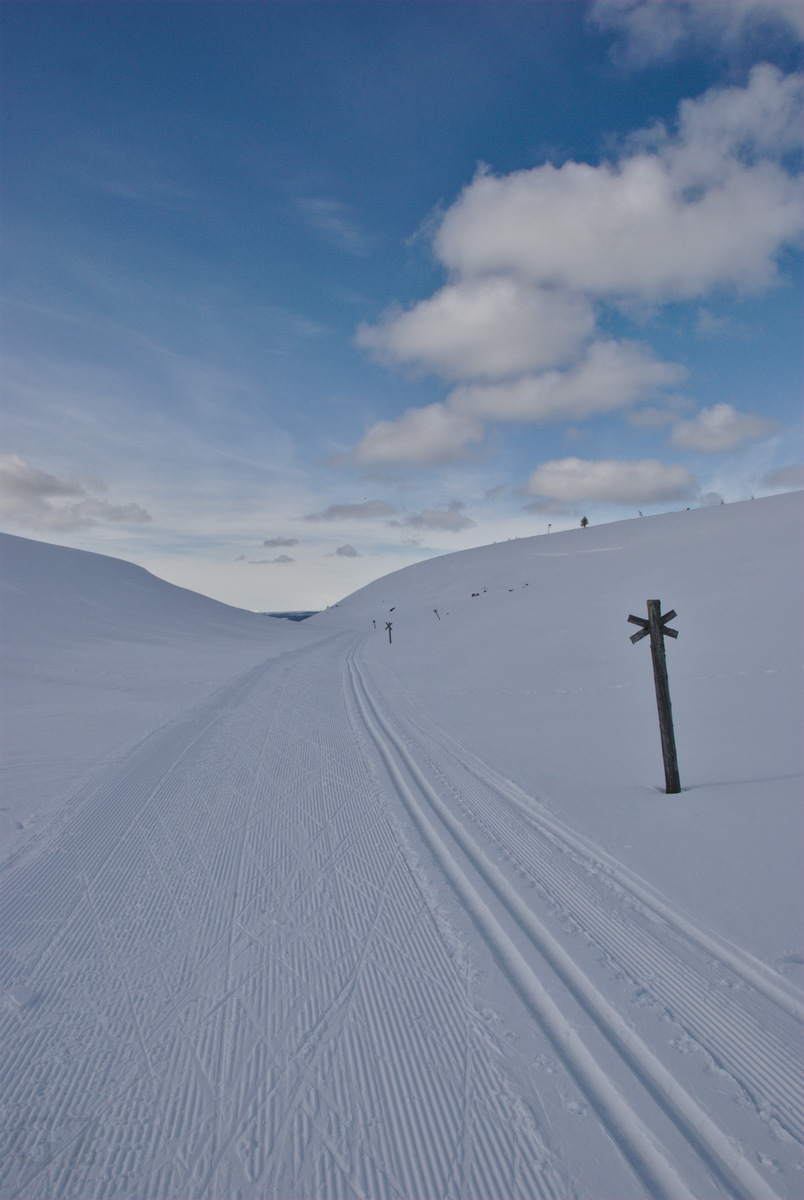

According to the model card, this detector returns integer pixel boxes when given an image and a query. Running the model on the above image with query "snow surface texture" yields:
[0,494,801,1199]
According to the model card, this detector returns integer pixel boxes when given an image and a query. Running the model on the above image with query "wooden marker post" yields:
[627,600,681,794]
[386,621,393,644]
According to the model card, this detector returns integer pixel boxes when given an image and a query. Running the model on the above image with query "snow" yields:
[0,533,325,857]
[1,494,801,1199]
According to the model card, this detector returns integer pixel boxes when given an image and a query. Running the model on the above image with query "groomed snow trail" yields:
[346,643,802,1200]
[1,635,569,1200]
[1,632,800,1199]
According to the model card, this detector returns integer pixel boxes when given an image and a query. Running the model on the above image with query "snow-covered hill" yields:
[314,493,804,963]
[0,495,801,1200]
[0,533,327,853]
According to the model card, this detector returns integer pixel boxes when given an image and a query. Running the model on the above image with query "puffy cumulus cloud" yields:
[347,67,800,472]
[335,544,359,557]
[351,404,484,468]
[356,278,595,381]
[761,463,804,490]
[0,454,152,533]
[434,66,802,301]
[303,500,396,521]
[523,457,698,505]
[263,536,299,547]
[450,340,685,423]
[627,396,695,429]
[351,341,683,467]
[390,500,476,533]
[669,403,779,452]
[590,1,804,70]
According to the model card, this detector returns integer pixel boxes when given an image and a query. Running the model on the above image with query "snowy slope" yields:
[0,496,801,1200]
[0,533,326,856]
[315,493,804,965]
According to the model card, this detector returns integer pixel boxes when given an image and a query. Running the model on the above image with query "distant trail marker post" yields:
[628,600,681,794]
[386,621,393,644]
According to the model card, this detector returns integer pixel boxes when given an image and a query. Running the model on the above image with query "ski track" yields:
[346,643,803,1200]
[2,628,800,1199]
[1,634,569,1200]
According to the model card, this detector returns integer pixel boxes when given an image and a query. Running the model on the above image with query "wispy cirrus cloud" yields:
[590,0,804,70]
[299,198,373,257]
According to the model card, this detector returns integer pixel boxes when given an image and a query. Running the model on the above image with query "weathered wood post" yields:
[386,621,393,644]
[628,600,681,794]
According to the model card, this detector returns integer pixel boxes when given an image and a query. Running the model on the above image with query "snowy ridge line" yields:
[347,646,783,1200]
[394,680,804,1026]
[387,702,804,1144]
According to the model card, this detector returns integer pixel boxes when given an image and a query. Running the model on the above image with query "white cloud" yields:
[590,1,804,69]
[299,198,372,256]
[335,544,359,557]
[251,554,295,564]
[347,67,800,474]
[670,403,779,452]
[0,454,152,533]
[761,463,804,490]
[351,341,684,467]
[434,67,802,301]
[351,404,484,467]
[627,396,694,429]
[695,309,750,340]
[523,457,699,505]
[356,278,595,381]
[390,500,476,533]
[450,340,685,423]
[303,500,397,521]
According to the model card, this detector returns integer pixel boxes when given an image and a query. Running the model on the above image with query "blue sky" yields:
[2,1,802,611]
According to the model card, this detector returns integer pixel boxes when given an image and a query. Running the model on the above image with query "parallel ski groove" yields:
[348,646,786,1200]
[2,634,566,1199]
[390,679,804,1141]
